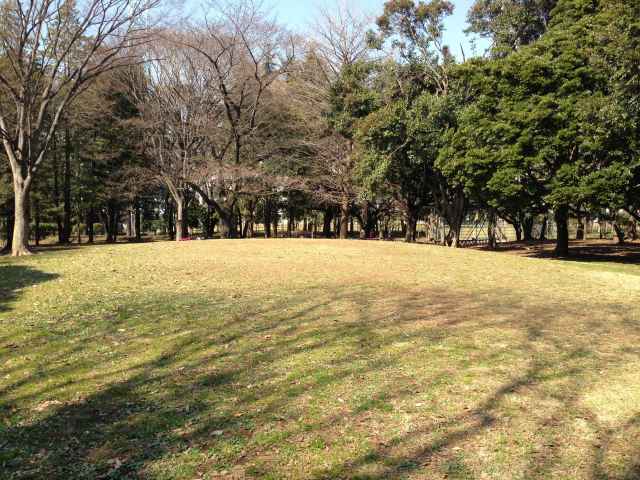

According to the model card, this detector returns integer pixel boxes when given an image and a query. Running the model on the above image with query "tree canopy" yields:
[0,0,638,256]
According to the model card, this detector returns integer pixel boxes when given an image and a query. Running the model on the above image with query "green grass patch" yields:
[1,239,640,479]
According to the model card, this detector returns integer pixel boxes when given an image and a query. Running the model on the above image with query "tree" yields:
[360,0,467,246]
[182,0,294,238]
[445,0,640,255]
[312,1,372,79]
[438,59,546,242]
[467,0,557,55]
[307,59,379,239]
[601,1,640,224]
[130,31,215,241]
[86,72,145,243]
[0,0,157,255]
[287,3,375,239]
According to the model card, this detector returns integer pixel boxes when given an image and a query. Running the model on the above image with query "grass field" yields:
[1,240,640,479]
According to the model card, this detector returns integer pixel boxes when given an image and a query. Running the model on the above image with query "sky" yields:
[182,0,491,59]
[268,0,491,58]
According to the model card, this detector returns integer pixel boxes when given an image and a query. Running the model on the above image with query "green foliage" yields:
[439,0,640,229]
[374,0,454,65]
[328,62,381,138]
[370,0,456,103]
[357,0,465,235]
[357,90,458,219]
[467,0,558,55]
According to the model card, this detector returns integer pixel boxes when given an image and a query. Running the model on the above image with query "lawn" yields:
[1,239,640,479]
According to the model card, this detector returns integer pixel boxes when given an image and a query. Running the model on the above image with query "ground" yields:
[491,239,640,264]
[1,239,640,480]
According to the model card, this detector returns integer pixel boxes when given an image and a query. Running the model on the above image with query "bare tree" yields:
[129,30,217,241]
[305,134,360,238]
[312,0,372,79]
[180,0,295,238]
[288,2,372,239]
[0,0,158,255]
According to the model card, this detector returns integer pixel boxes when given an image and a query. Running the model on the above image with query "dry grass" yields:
[1,239,640,479]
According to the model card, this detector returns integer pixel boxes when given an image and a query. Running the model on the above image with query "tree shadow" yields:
[1,281,640,478]
[27,237,158,254]
[491,240,640,265]
[0,265,59,314]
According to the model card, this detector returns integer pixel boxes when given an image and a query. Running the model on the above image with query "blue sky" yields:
[268,0,490,58]
[183,0,491,58]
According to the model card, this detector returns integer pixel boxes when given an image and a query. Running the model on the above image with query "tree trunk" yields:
[383,217,390,240]
[87,208,95,244]
[539,215,548,241]
[487,208,497,250]
[554,206,569,256]
[166,198,175,240]
[135,200,142,241]
[323,208,334,238]
[339,199,349,240]
[449,227,461,248]
[61,127,72,244]
[523,216,534,241]
[613,221,626,244]
[206,204,215,239]
[53,137,63,243]
[111,208,119,243]
[272,212,278,238]
[1,203,14,253]
[12,184,32,256]
[359,203,370,240]
[237,215,243,238]
[247,219,254,238]
[242,218,250,238]
[263,198,272,238]
[576,213,585,240]
[105,202,119,244]
[176,199,184,242]
[243,200,255,239]
[218,206,238,239]
[513,222,523,242]
[247,210,255,239]
[287,206,293,238]
[432,185,465,248]
[220,215,232,238]
[444,191,465,248]
[126,209,133,238]
[404,210,417,243]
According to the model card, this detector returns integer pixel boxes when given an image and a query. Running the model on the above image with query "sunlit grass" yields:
[1,239,640,479]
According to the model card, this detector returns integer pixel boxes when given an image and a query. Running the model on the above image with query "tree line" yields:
[0,0,638,257]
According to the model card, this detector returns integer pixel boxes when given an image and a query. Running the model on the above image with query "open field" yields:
[1,240,640,479]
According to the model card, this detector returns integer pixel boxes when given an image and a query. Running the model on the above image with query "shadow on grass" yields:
[0,265,59,315]
[26,236,158,254]
[1,282,640,479]
[492,240,640,265]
